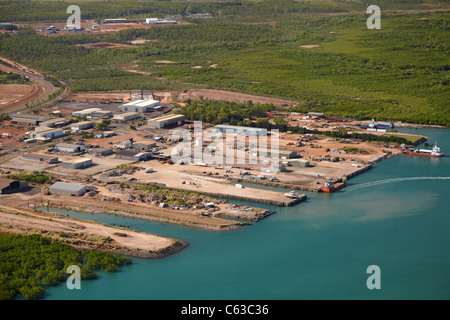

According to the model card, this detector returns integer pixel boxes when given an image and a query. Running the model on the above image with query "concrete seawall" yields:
[200,190,307,207]
[346,164,373,178]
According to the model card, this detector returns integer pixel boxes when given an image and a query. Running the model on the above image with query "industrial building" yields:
[89,110,114,119]
[71,108,102,117]
[21,153,59,164]
[95,131,115,139]
[29,128,64,140]
[55,143,85,153]
[286,159,310,167]
[133,141,157,150]
[147,114,185,128]
[115,150,152,161]
[102,18,128,24]
[146,18,176,24]
[250,148,297,159]
[48,182,87,196]
[89,147,113,157]
[71,121,95,132]
[119,99,161,113]
[62,158,93,169]
[214,125,267,136]
[267,161,286,173]
[189,13,213,19]
[307,112,325,118]
[39,118,68,128]
[10,114,49,126]
[134,152,152,161]
[11,118,40,126]
[34,126,63,133]
[146,18,159,24]
[0,178,28,194]
[112,112,140,122]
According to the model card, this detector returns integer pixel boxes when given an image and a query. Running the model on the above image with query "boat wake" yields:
[346,177,450,192]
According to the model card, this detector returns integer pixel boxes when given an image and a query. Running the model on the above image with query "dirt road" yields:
[0,56,57,114]
[66,88,299,107]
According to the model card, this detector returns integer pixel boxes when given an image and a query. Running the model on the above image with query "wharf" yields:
[199,189,307,207]
[346,164,373,178]
[285,194,307,206]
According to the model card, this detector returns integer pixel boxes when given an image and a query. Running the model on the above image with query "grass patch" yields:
[6,171,53,184]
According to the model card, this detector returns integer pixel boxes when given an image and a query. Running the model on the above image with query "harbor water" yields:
[42,128,450,300]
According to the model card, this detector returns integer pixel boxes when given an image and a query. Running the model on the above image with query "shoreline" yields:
[0,204,188,259]
[397,123,447,129]
[30,200,249,231]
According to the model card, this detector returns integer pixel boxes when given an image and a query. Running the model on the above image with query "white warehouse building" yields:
[214,125,267,136]
[62,158,93,169]
[71,108,102,117]
[29,128,64,140]
[119,99,161,113]
[49,182,87,196]
[55,143,85,153]
[112,112,141,122]
[147,114,185,128]
[71,121,95,132]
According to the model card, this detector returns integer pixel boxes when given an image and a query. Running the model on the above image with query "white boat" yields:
[405,142,443,157]
[284,190,299,198]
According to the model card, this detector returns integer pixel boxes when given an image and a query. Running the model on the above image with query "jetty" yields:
[190,189,307,207]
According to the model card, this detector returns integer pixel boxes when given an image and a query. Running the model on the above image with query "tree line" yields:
[180,99,410,145]
[0,234,132,300]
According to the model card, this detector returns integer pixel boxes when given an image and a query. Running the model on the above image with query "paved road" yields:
[0,56,61,163]
[0,55,56,114]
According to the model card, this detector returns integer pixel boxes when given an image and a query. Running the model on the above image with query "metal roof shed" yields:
[55,143,85,153]
[21,153,59,164]
[112,112,140,122]
[119,99,160,113]
[71,121,95,131]
[0,178,21,194]
[49,182,87,196]
[147,114,185,128]
[62,158,93,169]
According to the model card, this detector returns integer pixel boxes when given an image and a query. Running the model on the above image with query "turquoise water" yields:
[43,128,450,300]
